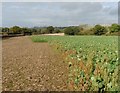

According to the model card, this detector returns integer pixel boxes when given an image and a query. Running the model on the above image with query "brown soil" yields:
[2,36,68,91]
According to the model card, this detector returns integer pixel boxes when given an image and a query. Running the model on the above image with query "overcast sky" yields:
[2,2,118,27]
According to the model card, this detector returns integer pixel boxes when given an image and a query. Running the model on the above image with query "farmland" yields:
[2,36,68,91]
[2,1,119,92]
[31,35,119,91]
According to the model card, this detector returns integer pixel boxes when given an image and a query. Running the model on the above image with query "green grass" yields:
[31,35,119,91]
[31,36,48,42]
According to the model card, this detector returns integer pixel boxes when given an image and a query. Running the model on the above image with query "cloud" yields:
[2,2,118,27]
[2,0,120,2]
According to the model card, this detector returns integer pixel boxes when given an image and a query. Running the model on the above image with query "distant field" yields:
[41,33,64,36]
[31,36,119,91]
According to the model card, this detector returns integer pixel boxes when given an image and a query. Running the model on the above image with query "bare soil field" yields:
[2,36,68,91]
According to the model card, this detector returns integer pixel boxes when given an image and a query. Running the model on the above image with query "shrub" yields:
[78,29,94,35]
[73,27,80,35]
[54,29,61,33]
[109,24,120,33]
[10,26,21,34]
[64,27,80,35]
[41,28,47,34]
[46,26,54,33]
[64,27,74,35]
[92,25,107,35]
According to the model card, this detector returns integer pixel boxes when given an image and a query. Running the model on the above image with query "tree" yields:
[2,27,9,33]
[47,26,54,33]
[64,27,74,35]
[10,26,21,34]
[31,28,37,34]
[21,28,32,35]
[31,28,37,32]
[21,28,28,33]
[64,27,80,35]
[73,27,80,35]
[2,27,9,35]
[41,28,47,34]
[54,29,61,33]
[109,24,120,33]
[37,29,41,34]
[93,25,107,35]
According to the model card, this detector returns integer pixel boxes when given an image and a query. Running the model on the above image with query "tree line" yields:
[1,23,120,36]
[1,26,62,36]
[64,24,120,36]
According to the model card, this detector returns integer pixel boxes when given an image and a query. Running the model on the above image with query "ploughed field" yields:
[2,36,68,91]
[31,36,119,91]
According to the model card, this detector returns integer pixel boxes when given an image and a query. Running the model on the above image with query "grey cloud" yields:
[2,2,118,27]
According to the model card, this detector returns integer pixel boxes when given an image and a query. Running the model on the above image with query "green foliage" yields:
[10,26,21,34]
[31,36,48,42]
[37,29,42,34]
[2,27,9,33]
[2,24,120,36]
[21,28,30,33]
[31,28,37,34]
[92,25,107,35]
[41,28,47,34]
[31,36,119,91]
[109,24,120,32]
[73,27,80,35]
[21,28,32,35]
[64,27,74,35]
[78,29,94,35]
[54,29,61,33]
[46,26,54,33]
[64,27,80,35]
[0,27,2,32]
[32,28,42,35]
[35,39,48,42]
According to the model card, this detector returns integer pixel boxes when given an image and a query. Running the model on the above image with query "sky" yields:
[1,0,120,2]
[2,2,118,27]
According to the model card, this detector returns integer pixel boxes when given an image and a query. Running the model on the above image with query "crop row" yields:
[31,36,119,91]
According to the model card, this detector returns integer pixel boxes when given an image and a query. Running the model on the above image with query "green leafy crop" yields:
[31,35,119,91]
